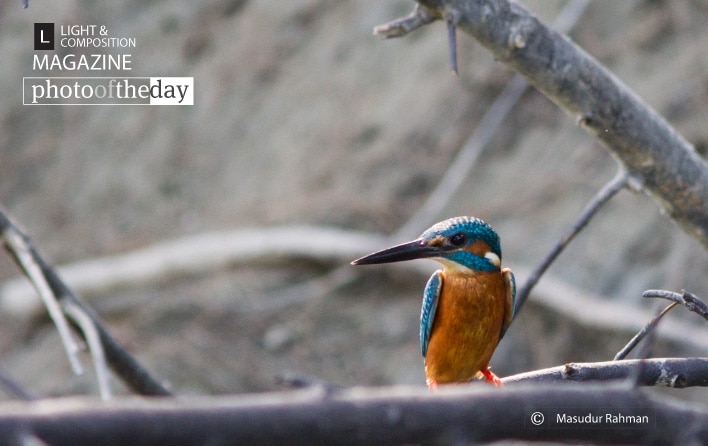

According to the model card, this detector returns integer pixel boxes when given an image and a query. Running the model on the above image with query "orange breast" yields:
[424,271,507,384]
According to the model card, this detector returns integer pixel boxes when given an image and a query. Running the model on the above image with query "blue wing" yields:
[420,271,443,358]
[500,268,516,339]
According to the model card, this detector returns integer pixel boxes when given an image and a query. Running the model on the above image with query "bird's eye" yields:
[450,233,467,247]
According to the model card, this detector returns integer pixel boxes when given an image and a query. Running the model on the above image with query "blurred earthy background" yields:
[0,0,706,403]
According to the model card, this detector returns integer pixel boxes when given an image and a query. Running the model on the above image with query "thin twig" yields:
[614,303,678,361]
[62,300,112,400]
[643,289,708,322]
[32,252,173,396]
[514,168,629,315]
[446,14,458,74]
[0,208,171,396]
[373,4,436,38]
[394,0,592,239]
[682,292,708,320]
[0,218,83,376]
[0,370,34,401]
[624,306,663,389]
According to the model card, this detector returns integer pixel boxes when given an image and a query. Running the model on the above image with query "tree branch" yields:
[613,303,677,361]
[0,369,34,401]
[373,4,436,38]
[503,357,708,388]
[0,383,705,445]
[515,168,628,314]
[31,238,173,397]
[62,300,113,400]
[0,208,172,397]
[614,289,708,362]
[643,289,708,322]
[377,0,708,248]
[392,0,590,240]
[0,213,84,376]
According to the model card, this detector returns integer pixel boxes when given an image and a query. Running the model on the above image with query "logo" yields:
[530,412,545,426]
[525,407,654,429]
[23,77,194,105]
[34,23,54,50]
[27,22,193,106]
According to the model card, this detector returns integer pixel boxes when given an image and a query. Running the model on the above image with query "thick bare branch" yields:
[378,0,708,247]
[393,0,590,239]
[0,384,705,445]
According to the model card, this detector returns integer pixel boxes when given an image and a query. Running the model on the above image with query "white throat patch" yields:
[436,257,474,274]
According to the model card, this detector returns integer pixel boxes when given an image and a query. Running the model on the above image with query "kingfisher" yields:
[352,216,515,388]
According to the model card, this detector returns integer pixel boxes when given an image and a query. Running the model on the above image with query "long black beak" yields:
[351,239,441,265]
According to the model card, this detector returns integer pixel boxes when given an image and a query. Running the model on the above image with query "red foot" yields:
[426,378,439,390]
[481,368,504,387]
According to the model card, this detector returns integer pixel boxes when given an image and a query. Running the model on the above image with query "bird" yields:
[351,216,515,388]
